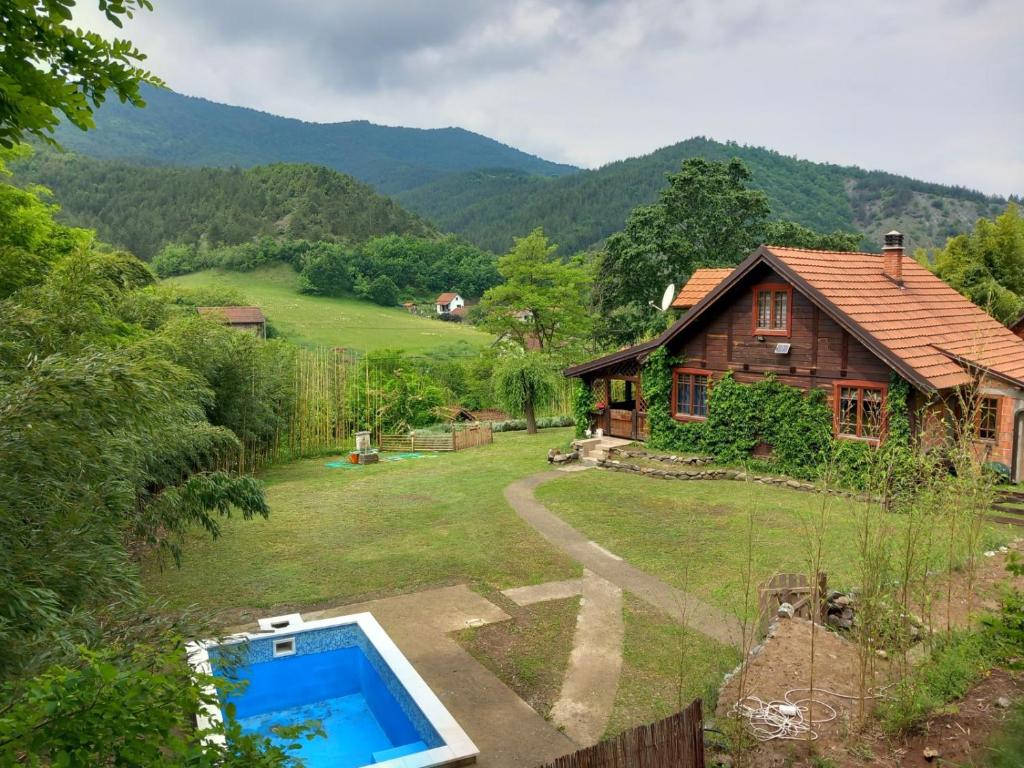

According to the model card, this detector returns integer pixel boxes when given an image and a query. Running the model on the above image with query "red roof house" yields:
[565,233,1024,480]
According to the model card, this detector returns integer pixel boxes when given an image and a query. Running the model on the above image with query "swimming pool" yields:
[187,612,477,768]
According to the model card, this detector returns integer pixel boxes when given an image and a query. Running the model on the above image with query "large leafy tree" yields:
[929,204,1024,324]
[595,158,862,346]
[596,158,770,345]
[0,0,160,148]
[478,228,592,355]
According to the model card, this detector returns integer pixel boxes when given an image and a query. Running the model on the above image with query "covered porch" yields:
[580,362,649,442]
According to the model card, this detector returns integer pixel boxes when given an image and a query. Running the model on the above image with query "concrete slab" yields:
[549,571,624,746]
[502,577,586,606]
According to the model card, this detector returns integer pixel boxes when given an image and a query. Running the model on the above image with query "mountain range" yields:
[34,87,1010,255]
[53,85,576,194]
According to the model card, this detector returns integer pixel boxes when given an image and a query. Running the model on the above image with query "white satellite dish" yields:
[659,283,676,312]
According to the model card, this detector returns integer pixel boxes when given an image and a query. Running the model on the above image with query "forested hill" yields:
[393,138,1009,253]
[52,85,577,194]
[12,151,436,259]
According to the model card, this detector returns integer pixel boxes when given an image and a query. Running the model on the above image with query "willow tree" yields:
[494,352,557,434]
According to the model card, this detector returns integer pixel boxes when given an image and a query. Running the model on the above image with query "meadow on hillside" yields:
[167,264,493,354]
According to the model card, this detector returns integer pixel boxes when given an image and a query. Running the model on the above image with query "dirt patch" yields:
[712,540,1023,767]
[716,618,892,767]
[915,541,1024,632]
[893,668,1022,767]
[454,595,581,720]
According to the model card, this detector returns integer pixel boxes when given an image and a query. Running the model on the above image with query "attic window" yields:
[752,285,792,337]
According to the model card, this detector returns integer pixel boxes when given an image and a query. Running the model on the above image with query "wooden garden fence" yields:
[379,423,493,452]
[538,699,704,768]
[757,571,828,637]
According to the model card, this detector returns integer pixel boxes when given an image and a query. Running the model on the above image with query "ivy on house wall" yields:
[641,346,913,486]
[572,379,595,439]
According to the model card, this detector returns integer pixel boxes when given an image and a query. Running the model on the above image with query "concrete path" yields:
[504,471,743,648]
[503,570,624,746]
[252,585,576,768]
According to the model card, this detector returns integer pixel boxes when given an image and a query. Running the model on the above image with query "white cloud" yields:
[77,0,1022,195]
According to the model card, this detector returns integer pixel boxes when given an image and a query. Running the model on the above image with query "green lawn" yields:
[166,264,493,354]
[143,429,579,619]
[535,470,1015,615]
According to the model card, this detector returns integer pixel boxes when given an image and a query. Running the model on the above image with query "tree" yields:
[929,204,1024,324]
[0,1,161,148]
[493,353,557,434]
[596,158,771,345]
[478,228,592,355]
[763,220,863,252]
[594,158,870,346]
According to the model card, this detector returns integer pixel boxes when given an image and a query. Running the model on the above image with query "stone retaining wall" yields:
[597,450,873,500]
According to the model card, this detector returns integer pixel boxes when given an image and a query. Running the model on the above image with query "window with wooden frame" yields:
[833,381,888,442]
[978,396,999,442]
[752,284,793,336]
[671,368,711,421]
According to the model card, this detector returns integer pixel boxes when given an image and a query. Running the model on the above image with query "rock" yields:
[876,649,888,659]
[999,546,1009,553]
[834,595,851,608]
[996,696,1012,709]
[985,550,997,557]
[777,602,795,619]
[923,746,939,761]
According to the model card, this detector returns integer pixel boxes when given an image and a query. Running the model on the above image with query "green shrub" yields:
[877,631,995,734]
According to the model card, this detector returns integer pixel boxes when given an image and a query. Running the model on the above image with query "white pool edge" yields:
[186,611,479,768]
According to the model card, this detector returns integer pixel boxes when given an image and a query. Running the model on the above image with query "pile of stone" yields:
[547,447,580,465]
[825,591,855,630]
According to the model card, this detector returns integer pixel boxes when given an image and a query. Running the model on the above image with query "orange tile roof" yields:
[196,306,265,324]
[436,292,460,304]
[764,246,1024,390]
[671,268,733,309]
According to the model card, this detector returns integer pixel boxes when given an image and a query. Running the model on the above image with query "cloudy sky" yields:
[80,0,1022,195]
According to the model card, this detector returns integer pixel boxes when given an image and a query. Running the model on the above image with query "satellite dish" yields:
[659,283,676,312]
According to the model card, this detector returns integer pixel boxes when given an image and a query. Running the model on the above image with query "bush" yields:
[490,415,574,432]
[877,631,995,734]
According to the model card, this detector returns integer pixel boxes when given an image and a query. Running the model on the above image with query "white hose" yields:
[732,686,886,741]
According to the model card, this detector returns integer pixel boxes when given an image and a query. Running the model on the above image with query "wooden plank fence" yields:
[757,572,828,637]
[380,423,493,453]
[538,699,704,768]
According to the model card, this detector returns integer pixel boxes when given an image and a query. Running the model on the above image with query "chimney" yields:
[883,230,904,286]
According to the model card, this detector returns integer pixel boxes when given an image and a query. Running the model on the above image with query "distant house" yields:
[435,292,465,315]
[196,306,267,338]
[566,232,1024,481]
[402,301,417,314]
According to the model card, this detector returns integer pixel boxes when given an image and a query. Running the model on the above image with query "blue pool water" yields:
[212,631,440,768]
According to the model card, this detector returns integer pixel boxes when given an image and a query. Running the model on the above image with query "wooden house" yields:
[196,306,267,338]
[565,233,1024,481]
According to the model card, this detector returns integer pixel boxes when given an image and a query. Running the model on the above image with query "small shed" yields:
[196,306,267,338]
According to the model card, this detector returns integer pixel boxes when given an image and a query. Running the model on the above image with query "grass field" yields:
[166,264,493,354]
[143,429,580,619]
[535,470,1016,615]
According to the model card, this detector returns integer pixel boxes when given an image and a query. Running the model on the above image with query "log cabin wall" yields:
[666,265,892,395]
